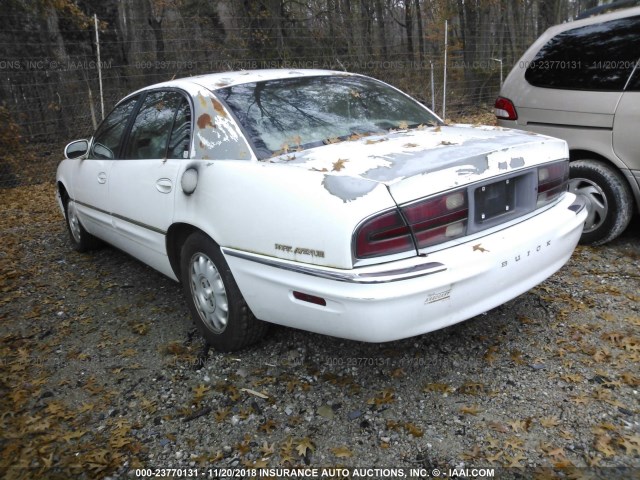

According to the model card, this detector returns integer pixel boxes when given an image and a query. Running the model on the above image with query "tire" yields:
[180,232,267,352]
[63,196,100,252]
[569,160,633,245]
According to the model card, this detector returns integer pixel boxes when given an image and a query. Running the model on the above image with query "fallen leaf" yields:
[488,422,509,433]
[423,383,454,394]
[507,419,528,433]
[259,419,278,434]
[295,437,315,457]
[332,159,348,172]
[405,422,423,437]
[458,382,484,395]
[504,437,524,450]
[214,408,230,422]
[459,405,481,416]
[330,446,353,458]
[317,404,335,420]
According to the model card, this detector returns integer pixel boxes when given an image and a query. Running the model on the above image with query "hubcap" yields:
[189,253,229,333]
[67,201,82,243]
[569,177,607,233]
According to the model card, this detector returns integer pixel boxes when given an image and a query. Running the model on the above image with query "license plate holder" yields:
[475,178,516,223]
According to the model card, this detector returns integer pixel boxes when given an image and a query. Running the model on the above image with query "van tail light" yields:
[495,96,518,121]
[537,160,569,207]
[355,189,468,258]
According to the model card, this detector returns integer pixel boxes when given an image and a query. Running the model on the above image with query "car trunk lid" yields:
[269,125,568,205]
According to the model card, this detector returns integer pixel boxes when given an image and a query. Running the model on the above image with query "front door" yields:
[73,95,140,243]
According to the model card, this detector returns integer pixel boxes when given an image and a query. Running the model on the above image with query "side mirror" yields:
[64,139,89,159]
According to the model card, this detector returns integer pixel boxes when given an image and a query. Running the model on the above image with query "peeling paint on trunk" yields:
[267,125,568,203]
[322,174,378,203]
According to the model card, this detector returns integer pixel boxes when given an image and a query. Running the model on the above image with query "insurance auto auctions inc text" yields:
[206,467,495,478]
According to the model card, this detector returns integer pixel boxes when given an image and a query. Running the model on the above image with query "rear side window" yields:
[525,15,640,91]
[124,91,191,160]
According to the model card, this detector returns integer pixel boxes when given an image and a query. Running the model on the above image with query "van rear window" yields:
[524,15,640,91]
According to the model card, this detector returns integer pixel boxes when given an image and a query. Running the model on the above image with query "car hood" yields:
[268,125,569,204]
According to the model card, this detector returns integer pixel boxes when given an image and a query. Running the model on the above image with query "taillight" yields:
[537,161,569,207]
[495,96,518,121]
[402,190,468,249]
[355,209,413,258]
[355,189,469,258]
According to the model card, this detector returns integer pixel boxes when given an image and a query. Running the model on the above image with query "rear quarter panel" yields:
[171,160,397,269]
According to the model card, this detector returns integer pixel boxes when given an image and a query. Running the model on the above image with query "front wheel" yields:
[569,160,633,245]
[180,232,267,352]
[64,198,100,252]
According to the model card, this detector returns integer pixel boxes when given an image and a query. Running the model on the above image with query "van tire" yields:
[568,160,633,245]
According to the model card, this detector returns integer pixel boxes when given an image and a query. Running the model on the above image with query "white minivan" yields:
[496,7,640,244]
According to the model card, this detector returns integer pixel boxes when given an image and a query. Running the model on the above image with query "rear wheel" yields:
[569,160,633,245]
[180,232,267,352]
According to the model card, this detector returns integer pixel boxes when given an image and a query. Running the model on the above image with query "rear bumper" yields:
[223,194,586,343]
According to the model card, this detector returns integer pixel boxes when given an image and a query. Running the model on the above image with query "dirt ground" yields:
[1,183,639,479]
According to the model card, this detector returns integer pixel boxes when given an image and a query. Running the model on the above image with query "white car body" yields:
[56,69,587,347]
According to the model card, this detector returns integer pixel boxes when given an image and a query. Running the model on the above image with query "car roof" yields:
[134,69,353,94]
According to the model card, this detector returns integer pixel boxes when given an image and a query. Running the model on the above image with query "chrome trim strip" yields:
[526,122,612,131]
[221,247,446,284]
[112,212,166,235]
[74,199,166,235]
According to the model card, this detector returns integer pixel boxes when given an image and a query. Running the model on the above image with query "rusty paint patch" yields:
[197,93,207,108]
[197,113,214,129]
[211,98,227,118]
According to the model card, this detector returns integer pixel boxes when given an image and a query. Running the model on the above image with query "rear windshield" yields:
[216,75,440,158]
[524,15,640,91]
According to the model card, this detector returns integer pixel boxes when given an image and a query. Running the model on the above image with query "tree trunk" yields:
[374,0,387,56]
[405,0,414,60]
[414,0,425,63]
[360,0,372,57]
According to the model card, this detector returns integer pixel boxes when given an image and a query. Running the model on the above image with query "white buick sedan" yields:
[56,69,587,351]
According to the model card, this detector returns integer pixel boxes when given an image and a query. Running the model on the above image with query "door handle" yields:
[156,178,173,194]
[97,172,107,184]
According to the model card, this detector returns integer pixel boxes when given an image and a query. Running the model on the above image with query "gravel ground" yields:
[1,183,639,479]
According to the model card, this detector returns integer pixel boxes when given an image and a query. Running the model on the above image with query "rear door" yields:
[108,90,192,272]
